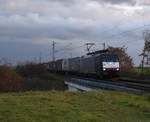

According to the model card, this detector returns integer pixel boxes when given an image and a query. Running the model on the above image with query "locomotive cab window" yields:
[102,54,119,62]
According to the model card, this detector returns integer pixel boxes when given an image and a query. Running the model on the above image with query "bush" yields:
[16,63,47,77]
[0,64,66,92]
[23,76,66,91]
[0,65,24,92]
[15,63,66,91]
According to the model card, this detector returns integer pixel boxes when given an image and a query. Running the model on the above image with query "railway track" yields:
[111,77,150,85]
[66,76,150,94]
[110,79,150,92]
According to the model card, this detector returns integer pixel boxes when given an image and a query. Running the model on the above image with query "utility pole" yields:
[34,57,37,64]
[39,52,42,64]
[140,30,150,67]
[69,43,73,58]
[103,43,106,50]
[85,43,95,53]
[52,41,56,62]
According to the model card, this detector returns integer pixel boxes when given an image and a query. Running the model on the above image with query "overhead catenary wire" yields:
[56,44,86,53]
[100,24,150,41]
[55,43,73,53]
[54,44,86,59]
[94,24,150,49]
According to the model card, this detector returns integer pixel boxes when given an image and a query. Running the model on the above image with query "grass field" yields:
[132,67,150,76]
[119,67,150,81]
[0,91,149,122]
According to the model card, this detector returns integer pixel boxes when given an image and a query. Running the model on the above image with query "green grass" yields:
[0,91,149,122]
[119,67,150,81]
[132,67,150,76]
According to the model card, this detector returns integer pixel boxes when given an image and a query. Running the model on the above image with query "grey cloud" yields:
[0,14,96,41]
[91,0,150,6]
[137,0,150,6]
[91,0,136,5]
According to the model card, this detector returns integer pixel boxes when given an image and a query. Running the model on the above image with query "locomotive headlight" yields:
[103,68,106,71]
[117,68,119,71]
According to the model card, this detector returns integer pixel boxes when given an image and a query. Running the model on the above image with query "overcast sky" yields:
[0,0,150,65]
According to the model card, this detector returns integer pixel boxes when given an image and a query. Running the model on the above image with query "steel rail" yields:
[66,76,150,94]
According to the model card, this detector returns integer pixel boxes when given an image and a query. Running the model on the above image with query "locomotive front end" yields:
[101,54,120,76]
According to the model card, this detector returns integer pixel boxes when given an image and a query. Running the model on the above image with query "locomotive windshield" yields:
[102,54,119,62]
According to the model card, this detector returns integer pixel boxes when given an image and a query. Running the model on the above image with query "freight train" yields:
[47,50,120,77]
